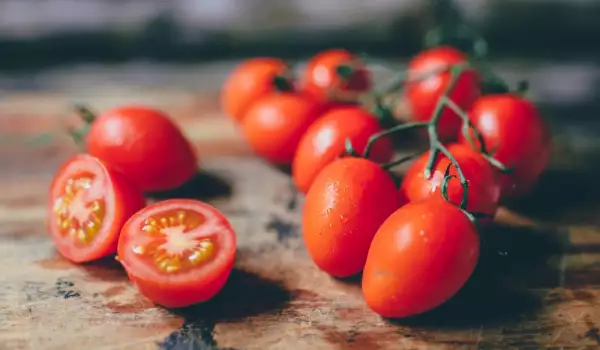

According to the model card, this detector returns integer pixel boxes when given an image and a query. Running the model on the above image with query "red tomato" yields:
[85,105,197,192]
[241,92,323,165]
[399,143,500,219]
[47,154,146,263]
[292,106,394,194]
[221,58,292,122]
[458,94,551,198]
[302,157,399,277]
[117,199,236,308]
[404,46,479,141]
[302,49,371,104]
[362,198,479,318]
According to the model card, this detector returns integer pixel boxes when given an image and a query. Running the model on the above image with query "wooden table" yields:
[1,66,600,350]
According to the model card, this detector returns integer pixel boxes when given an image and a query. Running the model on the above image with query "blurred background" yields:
[0,0,599,174]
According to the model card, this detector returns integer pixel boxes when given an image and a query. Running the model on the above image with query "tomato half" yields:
[302,49,371,105]
[399,143,500,219]
[241,92,323,165]
[292,106,394,194]
[117,199,236,308]
[362,198,479,318]
[302,157,400,277]
[458,94,551,198]
[404,46,480,141]
[86,105,198,192]
[221,58,292,123]
[47,154,146,263]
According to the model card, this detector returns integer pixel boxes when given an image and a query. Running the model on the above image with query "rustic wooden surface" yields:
[1,65,600,350]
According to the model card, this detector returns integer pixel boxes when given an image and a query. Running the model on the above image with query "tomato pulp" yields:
[48,154,146,263]
[117,199,237,308]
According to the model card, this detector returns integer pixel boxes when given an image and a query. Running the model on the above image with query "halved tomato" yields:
[47,154,146,263]
[117,199,237,308]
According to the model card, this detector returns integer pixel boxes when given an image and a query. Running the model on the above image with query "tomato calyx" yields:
[68,104,97,150]
[271,75,295,93]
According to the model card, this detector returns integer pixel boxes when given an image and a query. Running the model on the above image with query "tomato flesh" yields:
[47,154,145,263]
[117,199,236,308]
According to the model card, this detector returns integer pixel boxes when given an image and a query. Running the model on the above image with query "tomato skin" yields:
[362,198,479,318]
[292,106,394,194]
[302,49,371,105]
[221,58,291,122]
[302,157,400,277]
[405,46,480,141]
[458,94,551,198]
[241,92,323,165]
[117,199,236,308]
[399,143,500,220]
[86,105,197,192]
[47,154,146,263]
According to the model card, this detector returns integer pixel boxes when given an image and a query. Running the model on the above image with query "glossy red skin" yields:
[118,199,237,308]
[302,49,371,105]
[399,144,500,221]
[241,92,323,165]
[362,198,479,318]
[458,94,551,198]
[86,105,197,192]
[292,106,394,194]
[221,58,291,122]
[405,46,480,141]
[47,154,146,263]
[302,157,400,277]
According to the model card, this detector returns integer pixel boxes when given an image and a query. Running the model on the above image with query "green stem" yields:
[381,153,421,171]
[442,95,488,154]
[363,122,429,159]
[438,144,469,209]
[423,64,465,179]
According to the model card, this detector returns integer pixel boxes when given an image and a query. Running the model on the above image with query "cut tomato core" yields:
[132,209,220,274]
[52,174,106,245]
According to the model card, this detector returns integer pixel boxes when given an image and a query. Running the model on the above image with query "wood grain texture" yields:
[1,84,600,350]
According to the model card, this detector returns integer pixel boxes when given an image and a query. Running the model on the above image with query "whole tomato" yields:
[292,106,394,194]
[241,92,322,165]
[85,105,197,192]
[458,94,551,198]
[302,157,400,277]
[362,198,479,318]
[302,49,371,106]
[399,143,500,220]
[221,58,292,123]
[404,46,479,141]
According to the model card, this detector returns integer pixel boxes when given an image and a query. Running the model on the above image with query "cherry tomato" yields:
[292,106,394,194]
[85,105,197,192]
[362,198,479,318]
[458,94,551,198]
[302,49,371,105]
[221,58,292,122]
[47,154,146,263]
[399,143,500,219]
[302,157,399,277]
[404,46,479,141]
[241,92,323,165]
[117,199,236,308]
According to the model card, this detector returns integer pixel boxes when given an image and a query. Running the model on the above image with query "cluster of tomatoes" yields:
[47,106,237,308]
[224,46,551,318]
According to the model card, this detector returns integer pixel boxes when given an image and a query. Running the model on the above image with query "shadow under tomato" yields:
[159,269,291,350]
[169,268,291,322]
[79,255,129,283]
[503,168,600,225]
[147,170,232,201]
[387,224,562,328]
